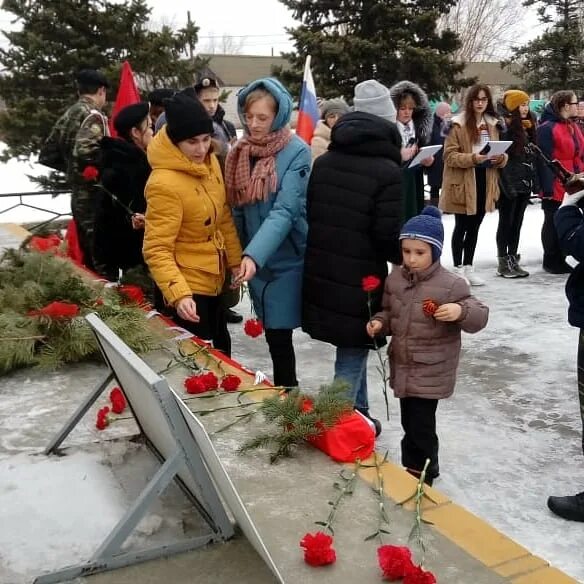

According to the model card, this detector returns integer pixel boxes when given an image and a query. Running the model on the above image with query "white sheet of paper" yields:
[480,140,513,157]
[408,144,443,168]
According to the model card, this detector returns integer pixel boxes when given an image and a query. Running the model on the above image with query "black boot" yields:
[547,491,584,521]
[355,408,382,437]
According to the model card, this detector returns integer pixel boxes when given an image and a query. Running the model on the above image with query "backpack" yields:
[39,107,107,173]
[38,114,67,172]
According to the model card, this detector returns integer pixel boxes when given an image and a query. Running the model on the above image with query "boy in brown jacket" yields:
[367,206,488,484]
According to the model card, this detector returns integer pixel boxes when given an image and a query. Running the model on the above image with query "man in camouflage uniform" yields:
[52,69,109,269]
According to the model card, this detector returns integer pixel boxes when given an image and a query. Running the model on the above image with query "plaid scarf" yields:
[225,127,292,207]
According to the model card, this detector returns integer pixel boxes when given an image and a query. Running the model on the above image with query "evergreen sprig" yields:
[238,380,352,463]
[0,249,163,375]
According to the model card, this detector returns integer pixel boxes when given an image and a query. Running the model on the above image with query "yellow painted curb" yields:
[355,458,580,583]
[512,566,580,583]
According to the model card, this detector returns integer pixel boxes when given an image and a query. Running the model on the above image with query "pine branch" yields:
[238,381,354,463]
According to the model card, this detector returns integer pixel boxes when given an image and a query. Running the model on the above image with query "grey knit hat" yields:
[353,80,397,123]
[321,98,350,120]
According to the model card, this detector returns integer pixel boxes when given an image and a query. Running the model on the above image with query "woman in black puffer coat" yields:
[496,90,538,278]
[93,103,152,281]
[302,109,403,427]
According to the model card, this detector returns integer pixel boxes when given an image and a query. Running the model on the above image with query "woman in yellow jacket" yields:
[143,92,242,356]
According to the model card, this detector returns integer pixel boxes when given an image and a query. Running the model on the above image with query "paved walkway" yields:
[0,222,580,584]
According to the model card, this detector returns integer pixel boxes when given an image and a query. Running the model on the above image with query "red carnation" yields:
[220,374,241,392]
[118,284,145,305]
[377,545,415,581]
[82,165,99,181]
[201,372,219,391]
[29,233,62,253]
[300,532,336,567]
[109,387,127,414]
[422,298,439,317]
[362,275,381,293]
[184,376,209,394]
[28,301,80,319]
[403,565,437,584]
[96,406,110,430]
[244,318,264,338]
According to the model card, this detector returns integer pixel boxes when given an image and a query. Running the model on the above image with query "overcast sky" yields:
[147,0,297,56]
[0,1,541,58]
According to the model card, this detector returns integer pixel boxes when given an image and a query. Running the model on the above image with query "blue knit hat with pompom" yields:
[399,206,444,262]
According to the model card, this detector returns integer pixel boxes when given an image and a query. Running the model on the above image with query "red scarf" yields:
[225,128,292,207]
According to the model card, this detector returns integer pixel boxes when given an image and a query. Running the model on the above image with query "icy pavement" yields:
[228,204,584,582]
[1,203,583,582]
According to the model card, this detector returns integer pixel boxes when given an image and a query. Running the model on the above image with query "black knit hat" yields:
[113,102,150,139]
[164,93,213,143]
[76,69,109,89]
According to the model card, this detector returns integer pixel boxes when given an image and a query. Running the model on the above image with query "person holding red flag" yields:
[109,61,141,137]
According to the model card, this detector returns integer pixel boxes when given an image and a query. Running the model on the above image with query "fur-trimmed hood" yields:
[389,80,433,146]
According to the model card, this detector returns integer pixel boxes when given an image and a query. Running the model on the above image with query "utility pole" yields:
[187,11,194,60]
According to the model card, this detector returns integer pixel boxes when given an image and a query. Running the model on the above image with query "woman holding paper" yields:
[390,81,434,220]
[440,84,508,286]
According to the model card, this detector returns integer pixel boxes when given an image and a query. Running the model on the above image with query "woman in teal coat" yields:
[226,77,311,388]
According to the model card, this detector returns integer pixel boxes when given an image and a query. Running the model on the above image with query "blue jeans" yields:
[334,347,369,411]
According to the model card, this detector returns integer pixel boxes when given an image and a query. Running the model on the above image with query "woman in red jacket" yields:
[537,90,584,273]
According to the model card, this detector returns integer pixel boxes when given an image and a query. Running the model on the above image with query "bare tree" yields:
[203,33,246,55]
[439,0,524,61]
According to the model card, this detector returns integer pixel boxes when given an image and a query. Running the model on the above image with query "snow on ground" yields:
[1,155,584,582]
[0,451,128,579]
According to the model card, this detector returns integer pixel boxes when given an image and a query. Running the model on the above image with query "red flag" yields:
[109,61,141,137]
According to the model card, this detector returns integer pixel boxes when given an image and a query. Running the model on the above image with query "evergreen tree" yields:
[0,0,208,161]
[507,0,584,93]
[274,0,470,100]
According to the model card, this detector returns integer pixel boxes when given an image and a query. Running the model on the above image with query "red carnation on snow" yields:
[82,165,99,181]
[300,531,336,567]
[118,284,145,305]
[244,318,264,338]
[220,374,241,392]
[403,564,437,584]
[109,387,127,414]
[422,298,439,317]
[96,406,110,430]
[377,545,415,581]
[28,301,80,319]
[362,275,381,293]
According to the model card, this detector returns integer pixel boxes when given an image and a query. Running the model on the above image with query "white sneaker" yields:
[464,265,485,286]
[452,265,470,284]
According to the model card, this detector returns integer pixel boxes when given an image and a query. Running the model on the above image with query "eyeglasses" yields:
[569,101,579,105]
[473,97,489,103]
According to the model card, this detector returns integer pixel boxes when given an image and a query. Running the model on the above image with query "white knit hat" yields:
[353,80,397,123]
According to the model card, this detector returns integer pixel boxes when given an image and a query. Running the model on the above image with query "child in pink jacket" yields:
[367,206,488,484]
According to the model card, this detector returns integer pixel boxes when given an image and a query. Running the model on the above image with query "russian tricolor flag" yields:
[296,55,319,145]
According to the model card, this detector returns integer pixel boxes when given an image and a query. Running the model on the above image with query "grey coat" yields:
[373,262,488,399]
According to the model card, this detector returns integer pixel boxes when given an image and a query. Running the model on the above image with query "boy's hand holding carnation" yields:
[433,302,462,322]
